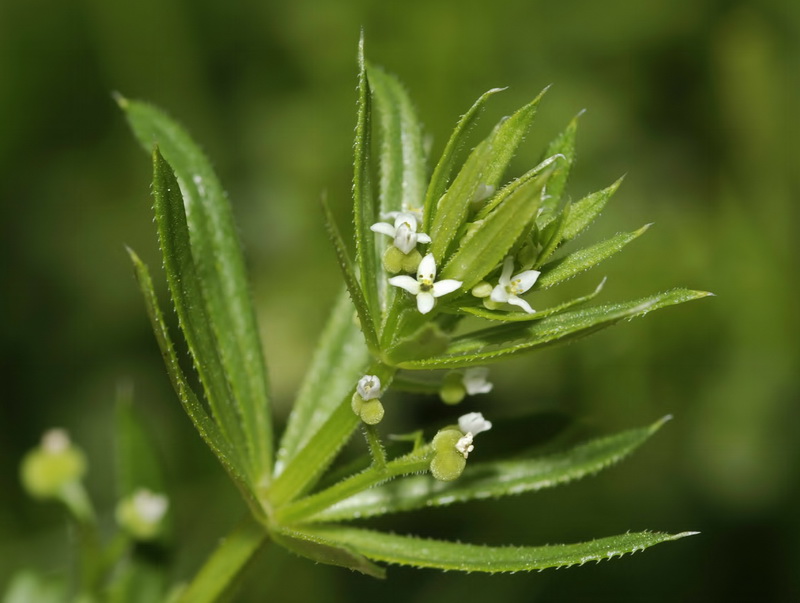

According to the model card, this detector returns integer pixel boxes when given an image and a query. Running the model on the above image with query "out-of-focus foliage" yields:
[1,0,797,601]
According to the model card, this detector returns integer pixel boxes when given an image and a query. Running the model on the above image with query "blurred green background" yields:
[1,0,797,601]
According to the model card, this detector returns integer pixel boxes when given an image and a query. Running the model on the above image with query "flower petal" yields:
[513,269,541,293]
[432,279,462,298]
[458,412,492,436]
[393,224,416,254]
[417,253,437,281]
[417,291,435,314]
[499,256,515,286]
[463,367,493,395]
[416,233,432,244]
[388,275,421,294]
[490,284,510,304]
[370,222,396,237]
[508,294,535,314]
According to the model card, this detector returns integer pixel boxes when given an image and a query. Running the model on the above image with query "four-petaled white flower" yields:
[370,212,431,255]
[357,375,382,400]
[455,412,492,458]
[490,256,541,314]
[389,254,462,314]
[462,367,493,395]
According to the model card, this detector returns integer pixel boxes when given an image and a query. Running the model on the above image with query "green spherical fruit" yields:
[351,393,365,415]
[360,400,385,425]
[432,427,463,453]
[399,249,422,273]
[439,372,466,405]
[430,451,466,481]
[21,447,86,499]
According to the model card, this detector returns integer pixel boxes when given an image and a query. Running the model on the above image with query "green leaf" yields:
[352,35,381,325]
[537,224,651,289]
[457,277,606,322]
[401,289,713,369]
[272,526,385,579]
[276,290,370,474]
[534,202,571,268]
[368,64,427,216]
[127,249,251,496]
[561,177,624,241]
[320,195,379,353]
[310,416,669,521]
[429,89,547,262]
[537,112,581,225]
[439,170,550,289]
[151,149,248,463]
[175,516,268,603]
[295,525,696,573]
[115,386,166,499]
[120,97,273,483]
[422,87,506,231]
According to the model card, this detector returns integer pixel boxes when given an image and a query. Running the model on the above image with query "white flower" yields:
[357,375,382,400]
[462,367,493,395]
[370,212,431,255]
[41,428,71,454]
[458,412,493,436]
[131,489,169,525]
[388,254,462,314]
[455,412,492,459]
[490,256,541,314]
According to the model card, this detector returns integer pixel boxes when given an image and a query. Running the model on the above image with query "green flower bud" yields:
[116,489,169,541]
[439,372,466,405]
[20,429,86,500]
[470,281,493,298]
[359,400,385,425]
[430,451,466,481]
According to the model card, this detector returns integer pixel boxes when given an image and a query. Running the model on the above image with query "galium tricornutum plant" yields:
[17,37,710,601]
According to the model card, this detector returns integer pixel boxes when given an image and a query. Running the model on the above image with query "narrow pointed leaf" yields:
[538,224,651,289]
[352,36,381,324]
[368,65,426,216]
[561,177,624,241]
[321,195,379,352]
[400,289,712,369]
[127,250,249,491]
[276,290,370,474]
[311,416,669,521]
[121,98,273,482]
[457,278,606,322]
[423,87,506,231]
[296,525,697,573]
[176,516,268,603]
[439,170,549,289]
[538,112,580,225]
[272,526,385,579]
[152,149,247,458]
[429,90,547,262]
[534,203,571,268]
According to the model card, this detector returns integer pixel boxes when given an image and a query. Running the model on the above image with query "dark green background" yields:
[1,0,797,601]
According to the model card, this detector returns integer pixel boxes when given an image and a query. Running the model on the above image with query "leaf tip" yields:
[111,91,128,109]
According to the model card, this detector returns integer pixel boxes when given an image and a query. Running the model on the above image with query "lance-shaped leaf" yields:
[368,65,426,217]
[309,416,669,522]
[127,250,251,496]
[423,87,506,231]
[320,195,379,352]
[175,516,268,603]
[401,289,712,369]
[120,98,273,483]
[457,278,606,322]
[151,149,248,462]
[275,290,370,475]
[272,525,385,579]
[537,112,581,226]
[561,177,624,242]
[352,35,381,324]
[439,170,550,290]
[537,224,651,289]
[294,525,697,573]
[429,89,547,262]
[535,203,571,268]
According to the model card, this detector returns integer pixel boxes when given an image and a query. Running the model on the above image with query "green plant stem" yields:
[177,516,268,603]
[362,424,386,470]
[268,362,396,508]
[274,446,434,524]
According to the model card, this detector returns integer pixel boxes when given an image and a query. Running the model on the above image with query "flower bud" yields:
[20,429,86,500]
[116,489,169,541]
[439,372,466,405]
